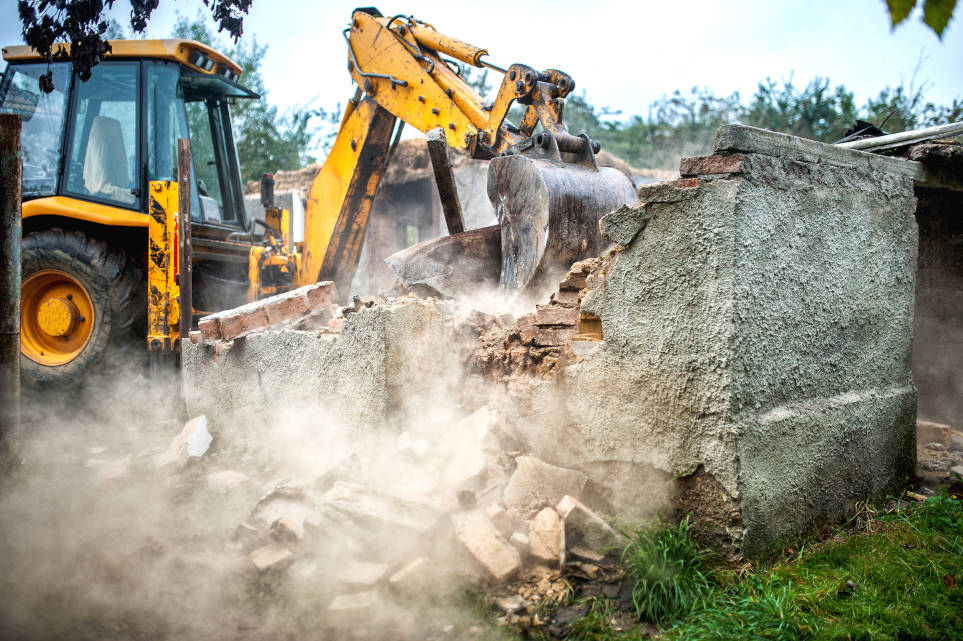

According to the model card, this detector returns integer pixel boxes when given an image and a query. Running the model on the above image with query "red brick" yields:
[559,272,587,291]
[307,282,337,309]
[264,292,310,324]
[535,307,578,327]
[550,290,580,308]
[188,330,202,344]
[533,327,576,346]
[198,317,221,342]
[218,308,270,341]
[328,317,345,334]
[515,314,536,345]
[674,177,700,189]
[679,153,745,177]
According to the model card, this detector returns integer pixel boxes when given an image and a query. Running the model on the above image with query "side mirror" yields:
[260,173,275,209]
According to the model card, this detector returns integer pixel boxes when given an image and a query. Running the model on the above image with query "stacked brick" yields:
[191,282,339,345]
[467,253,615,382]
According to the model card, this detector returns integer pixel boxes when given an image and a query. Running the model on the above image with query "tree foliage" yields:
[172,13,329,182]
[885,0,958,38]
[561,77,962,170]
[18,0,254,92]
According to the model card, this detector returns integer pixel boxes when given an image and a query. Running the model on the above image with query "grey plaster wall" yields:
[183,299,454,439]
[514,126,919,557]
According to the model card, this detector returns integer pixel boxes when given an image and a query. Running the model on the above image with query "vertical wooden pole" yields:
[177,139,192,342]
[0,114,22,473]
[425,127,465,235]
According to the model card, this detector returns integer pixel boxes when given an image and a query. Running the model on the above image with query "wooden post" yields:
[425,127,465,235]
[0,114,21,473]
[177,139,192,343]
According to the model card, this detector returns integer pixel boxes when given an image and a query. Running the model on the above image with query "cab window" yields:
[147,62,201,221]
[64,61,140,209]
[0,62,70,197]
[185,97,244,226]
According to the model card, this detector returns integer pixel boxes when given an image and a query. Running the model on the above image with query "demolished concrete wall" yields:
[183,298,455,437]
[509,125,919,557]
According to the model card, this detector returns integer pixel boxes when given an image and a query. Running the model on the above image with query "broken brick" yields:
[533,327,577,347]
[198,316,219,342]
[217,307,270,342]
[679,153,745,177]
[550,289,580,308]
[535,306,579,327]
[918,420,951,448]
[388,557,435,595]
[327,317,345,333]
[452,510,521,584]
[556,495,624,550]
[153,415,212,469]
[269,516,303,544]
[503,456,588,513]
[559,273,587,291]
[674,177,700,189]
[250,543,293,571]
[529,507,564,566]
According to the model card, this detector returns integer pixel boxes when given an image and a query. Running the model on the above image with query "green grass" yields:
[508,490,963,640]
[620,515,715,626]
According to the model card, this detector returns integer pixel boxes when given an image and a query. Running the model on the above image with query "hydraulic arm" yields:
[297,8,638,299]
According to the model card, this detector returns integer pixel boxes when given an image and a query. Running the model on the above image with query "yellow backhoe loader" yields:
[0,7,637,388]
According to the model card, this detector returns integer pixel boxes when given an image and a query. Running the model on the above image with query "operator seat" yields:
[83,116,135,204]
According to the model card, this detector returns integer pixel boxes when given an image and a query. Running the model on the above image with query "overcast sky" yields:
[2,0,960,127]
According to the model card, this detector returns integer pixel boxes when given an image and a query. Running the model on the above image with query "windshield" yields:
[0,62,70,197]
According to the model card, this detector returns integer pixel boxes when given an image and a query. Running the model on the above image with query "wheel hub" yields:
[37,296,82,337]
[21,271,95,366]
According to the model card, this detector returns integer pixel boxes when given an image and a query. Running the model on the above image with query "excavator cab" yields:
[0,40,263,386]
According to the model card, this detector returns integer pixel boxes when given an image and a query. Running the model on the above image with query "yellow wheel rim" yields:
[21,270,95,366]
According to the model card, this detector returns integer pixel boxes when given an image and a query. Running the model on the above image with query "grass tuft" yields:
[620,515,714,625]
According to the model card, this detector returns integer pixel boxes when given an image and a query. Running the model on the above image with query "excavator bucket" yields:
[488,137,640,293]
[387,134,639,299]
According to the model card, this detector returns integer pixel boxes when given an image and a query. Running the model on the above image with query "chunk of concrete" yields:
[206,469,250,492]
[509,531,529,556]
[502,456,588,513]
[918,420,951,447]
[388,557,435,595]
[269,516,303,544]
[153,415,211,469]
[529,507,564,567]
[250,543,293,571]
[326,590,383,626]
[324,481,443,537]
[484,503,515,537]
[452,510,521,584]
[338,560,390,587]
[556,495,624,550]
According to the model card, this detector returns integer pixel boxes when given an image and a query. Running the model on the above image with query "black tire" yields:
[21,228,145,388]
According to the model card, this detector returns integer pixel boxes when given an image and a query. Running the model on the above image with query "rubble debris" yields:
[338,560,390,587]
[452,510,522,584]
[556,495,624,551]
[388,557,435,595]
[326,590,383,625]
[198,282,337,343]
[529,507,564,567]
[918,420,951,448]
[509,532,530,556]
[153,415,212,469]
[314,453,363,492]
[250,543,294,572]
[269,516,303,544]
[502,456,588,513]
[206,469,250,492]
[485,503,516,537]
[325,481,443,538]
[250,486,317,531]
[95,456,130,484]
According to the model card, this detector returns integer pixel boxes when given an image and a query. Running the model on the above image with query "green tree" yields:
[172,12,324,182]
